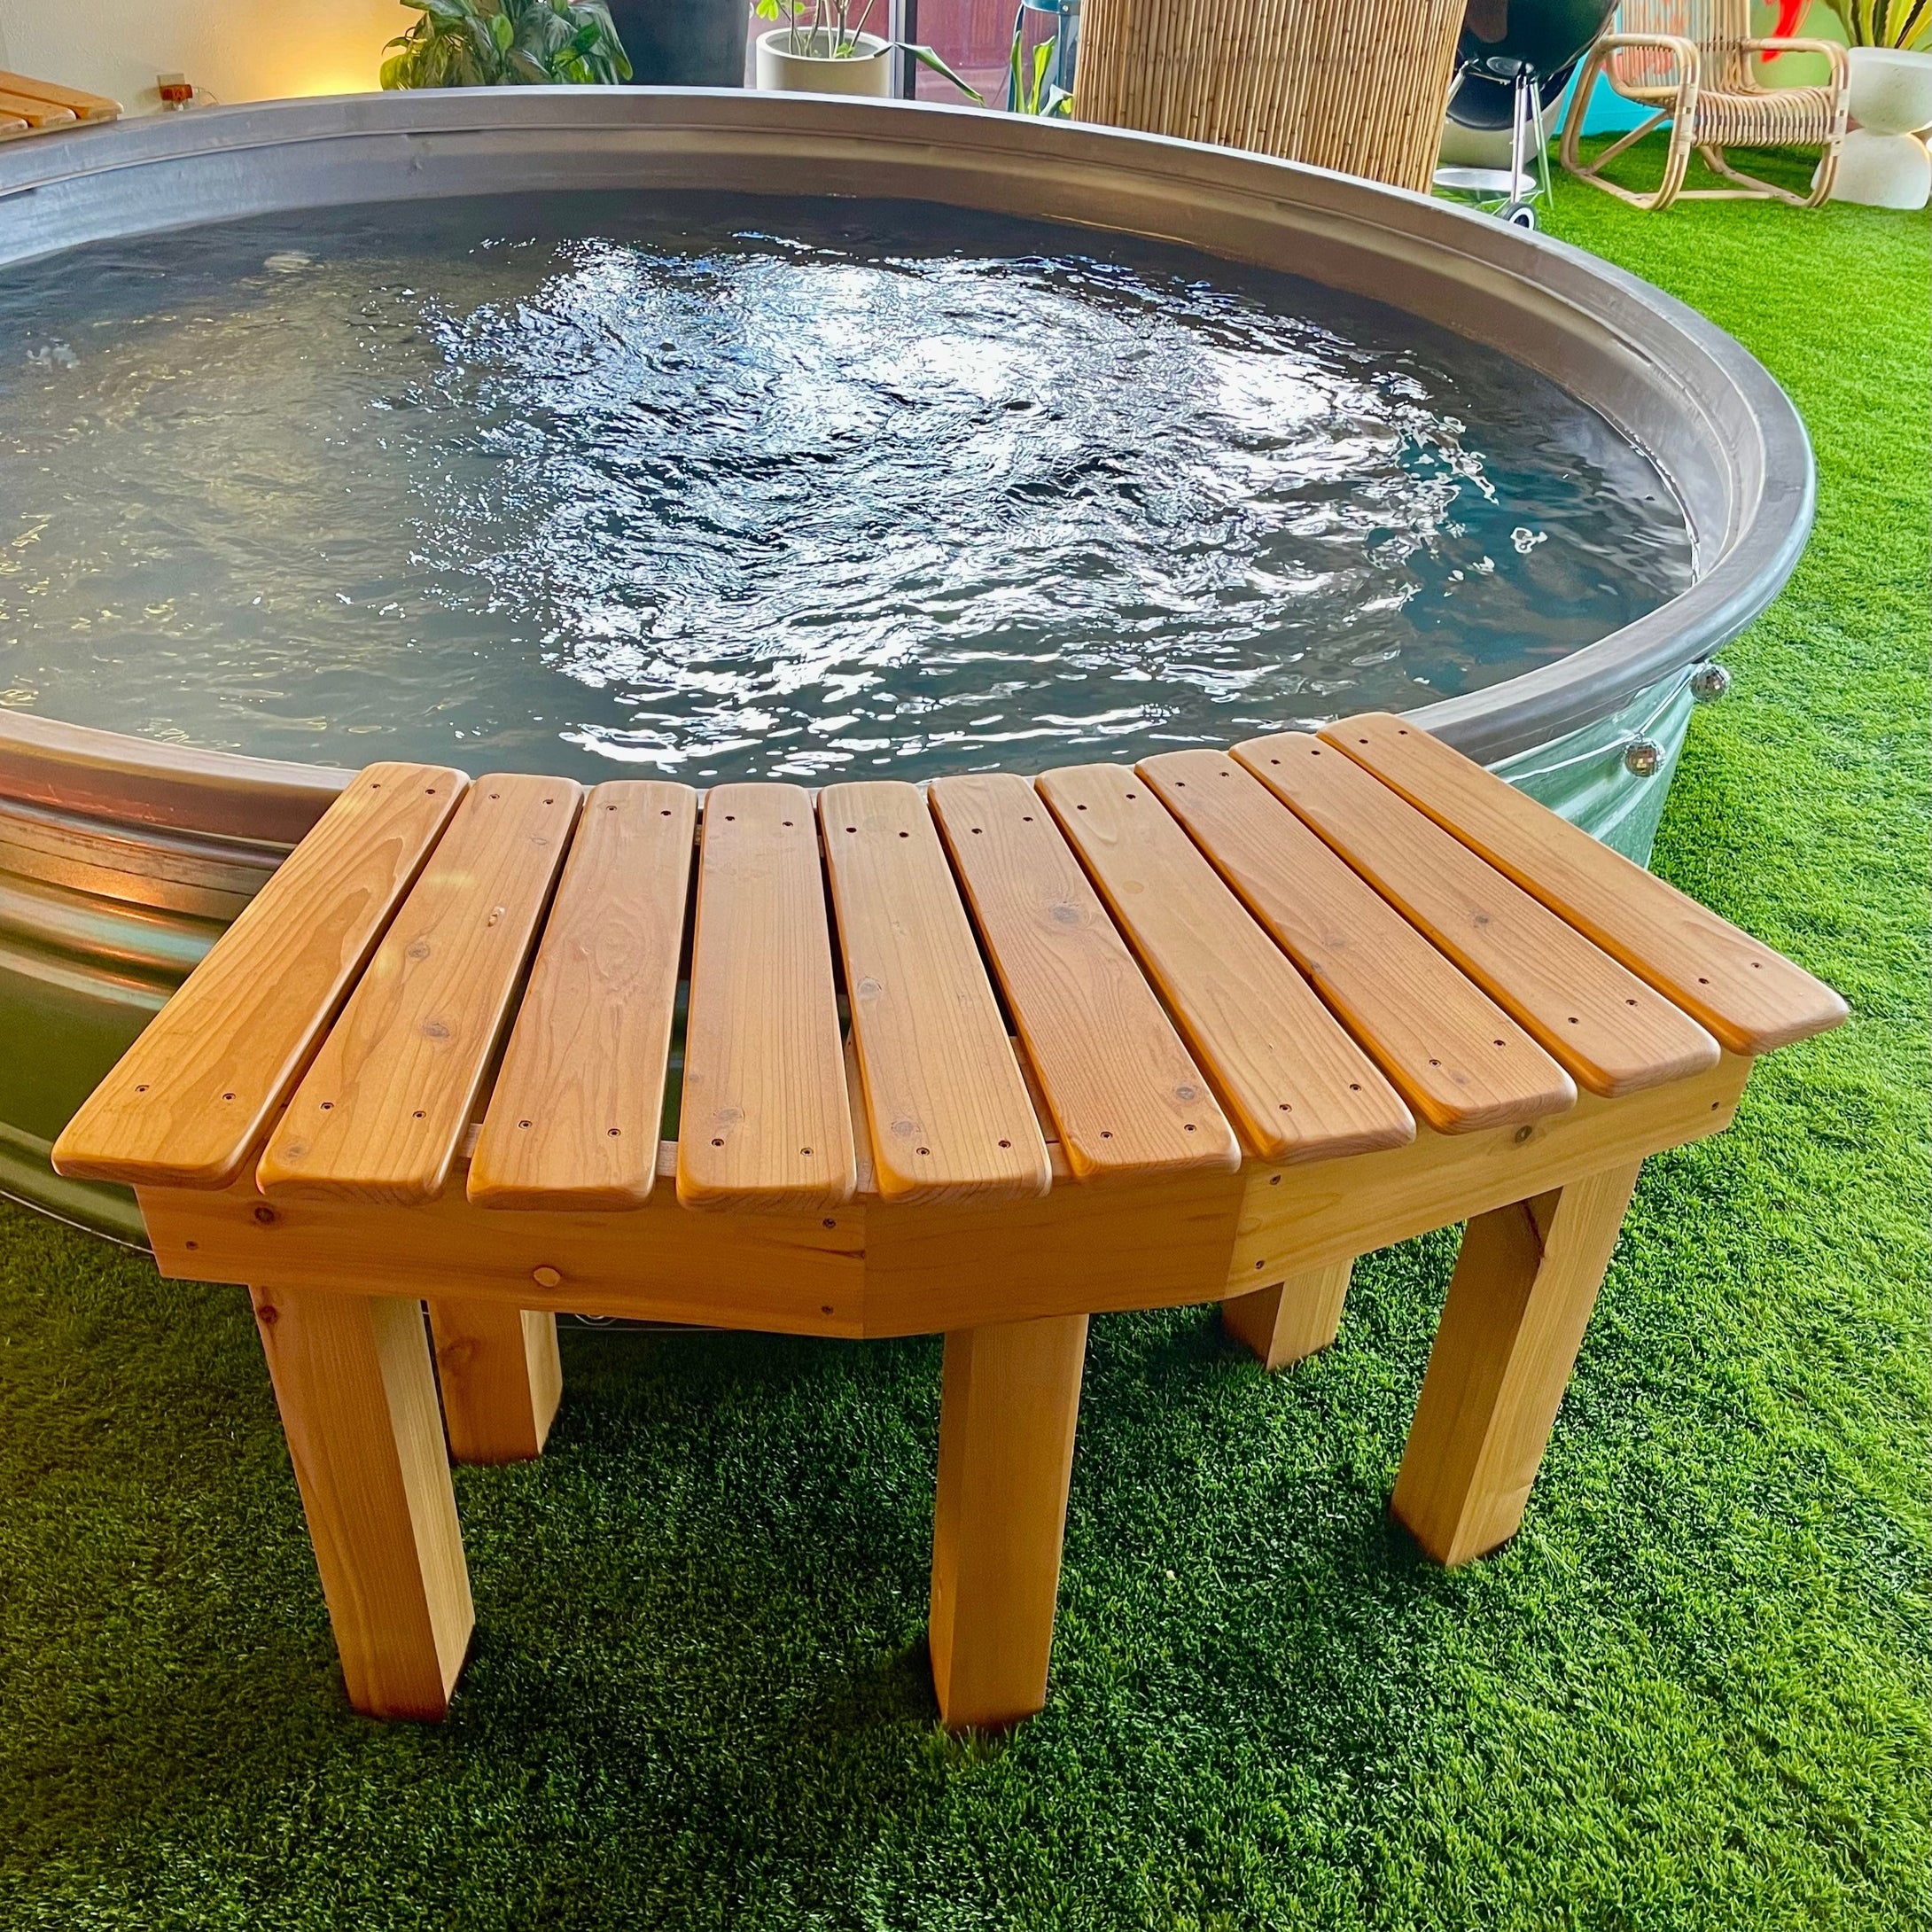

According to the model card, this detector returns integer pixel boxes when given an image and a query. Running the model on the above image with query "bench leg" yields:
[929,1313,1087,1731]
[251,1287,474,1718]
[427,1301,562,1464]
[1391,1160,1644,1566]
[1223,1260,1354,1369]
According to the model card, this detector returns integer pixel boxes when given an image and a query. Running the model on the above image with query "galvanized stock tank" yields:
[0,90,1811,1239]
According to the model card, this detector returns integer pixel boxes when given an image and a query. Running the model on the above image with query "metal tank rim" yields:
[0,90,1814,1243]
[0,87,1811,838]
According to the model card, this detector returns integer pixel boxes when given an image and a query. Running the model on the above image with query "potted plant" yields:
[381,0,632,88]
[1819,0,1932,206]
[752,0,982,100]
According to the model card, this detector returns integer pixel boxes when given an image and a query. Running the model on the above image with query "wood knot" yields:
[253,1204,277,1226]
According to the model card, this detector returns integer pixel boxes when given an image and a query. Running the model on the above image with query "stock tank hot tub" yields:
[0,92,1811,1240]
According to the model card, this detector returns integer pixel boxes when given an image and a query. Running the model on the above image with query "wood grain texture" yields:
[930,771,1238,1184]
[249,1287,472,1718]
[1228,1050,1750,1291]
[1037,762,1414,1163]
[1235,734,1720,1097]
[258,775,582,1205]
[426,1301,562,1464]
[469,781,695,1210]
[52,762,465,1188]
[1323,713,1849,1055]
[150,1166,865,1336]
[1139,748,1577,1133]
[1391,1160,1644,1564]
[820,781,1049,1205]
[1221,1259,1353,1369]
[676,783,857,1210]
[0,90,74,128]
[929,1313,1088,1730]
[0,72,121,118]
[136,1060,1749,1340]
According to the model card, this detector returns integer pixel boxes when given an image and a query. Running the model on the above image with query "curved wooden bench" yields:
[53,713,1844,1728]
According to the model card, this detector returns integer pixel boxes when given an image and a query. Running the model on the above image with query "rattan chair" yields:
[1559,0,1850,209]
[1073,0,1465,196]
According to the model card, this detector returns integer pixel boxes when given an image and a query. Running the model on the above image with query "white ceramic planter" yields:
[1824,49,1932,208]
[755,28,892,97]
[1830,125,1932,207]
[1845,44,1932,136]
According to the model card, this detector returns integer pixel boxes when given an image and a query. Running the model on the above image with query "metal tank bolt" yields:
[1689,662,1732,702]
[1623,738,1663,777]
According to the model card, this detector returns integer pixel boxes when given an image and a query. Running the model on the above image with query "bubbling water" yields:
[0,191,1691,782]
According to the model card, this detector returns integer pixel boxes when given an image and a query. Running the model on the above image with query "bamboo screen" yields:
[1074,0,1467,195]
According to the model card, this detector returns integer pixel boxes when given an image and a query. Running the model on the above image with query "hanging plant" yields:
[381,0,633,90]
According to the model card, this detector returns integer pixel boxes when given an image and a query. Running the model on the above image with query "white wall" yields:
[0,0,403,114]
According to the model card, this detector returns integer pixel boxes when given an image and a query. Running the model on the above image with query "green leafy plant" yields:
[752,0,983,100]
[381,0,632,90]
[1007,28,1069,115]
[1819,0,1930,47]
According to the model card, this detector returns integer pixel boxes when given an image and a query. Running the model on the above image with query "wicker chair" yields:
[1559,0,1850,209]
[1073,0,1466,196]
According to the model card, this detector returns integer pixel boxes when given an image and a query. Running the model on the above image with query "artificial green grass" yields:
[0,138,1926,1928]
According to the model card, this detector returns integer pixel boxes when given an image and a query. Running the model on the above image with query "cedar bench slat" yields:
[1235,734,1721,1098]
[676,783,857,1210]
[51,761,465,1189]
[0,73,121,120]
[1323,712,1849,1055]
[0,90,74,129]
[1038,762,1414,1164]
[469,780,697,1210]
[258,774,581,1205]
[821,781,1050,1205]
[1138,748,1578,1135]
[930,771,1240,1184]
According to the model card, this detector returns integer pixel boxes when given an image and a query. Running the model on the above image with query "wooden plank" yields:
[51,762,465,1189]
[144,1164,866,1337]
[1390,1160,1644,1565]
[1322,713,1849,1055]
[468,781,695,1210]
[1228,1051,1750,1292]
[820,781,1049,1205]
[1235,734,1720,1097]
[250,1287,472,1718]
[0,90,74,129]
[929,1313,1088,1730]
[426,1302,562,1464]
[258,775,582,1205]
[1221,1260,1353,1369]
[135,1056,1746,1343]
[676,783,856,1210]
[1036,762,1414,1163]
[930,771,1238,1184]
[1139,749,1577,1134]
[0,73,121,119]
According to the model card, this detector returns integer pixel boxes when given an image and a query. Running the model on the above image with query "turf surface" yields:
[0,137,1926,1928]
